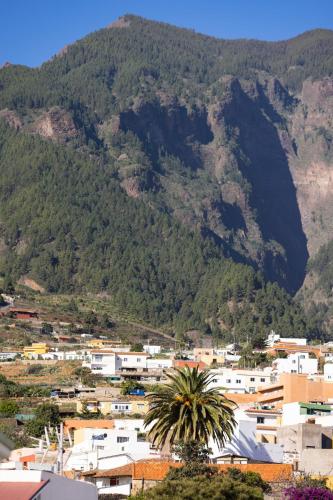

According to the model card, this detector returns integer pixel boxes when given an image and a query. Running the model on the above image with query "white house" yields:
[143,345,161,355]
[85,350,170,377]
[0,351,20,361]
[282,401,333,426]
[324,363,333,382]
[43,350,91,361]
[66,428,158,472]
[146,358,172,369]
[207,410,283,463]
[208,368,272,394]
[272,352,318,376]
[0,469,97,500]
[267,332,307,347]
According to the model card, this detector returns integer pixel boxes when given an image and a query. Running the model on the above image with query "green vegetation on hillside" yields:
[0,122,317,339]
[1,15,333,117]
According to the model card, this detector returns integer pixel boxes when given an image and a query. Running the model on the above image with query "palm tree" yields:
[144,366,236,449]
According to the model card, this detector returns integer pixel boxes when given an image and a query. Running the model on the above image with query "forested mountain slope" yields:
[0,15,333,338]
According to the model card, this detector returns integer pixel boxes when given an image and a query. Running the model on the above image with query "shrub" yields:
[285,486,333,499]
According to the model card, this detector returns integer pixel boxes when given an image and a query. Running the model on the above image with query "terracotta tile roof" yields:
[0,481,48,500]
[83,463,133,478]
[86,461,292,483]
[173,360,207,370]
[19,454,36,463]
[246,408,281,414]
[64,419,114,430]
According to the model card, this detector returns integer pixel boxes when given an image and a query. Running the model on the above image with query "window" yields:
[250,377,255,382]
[110,478,119,486]
[226,379,231,383]
[260,378,265,382]
[300,355,305,359]
[97,445,104,450]
[236,379,241,384]
[291,370,297,373]
[292,360,296,364]
[117,436,129,443]
[123,357,128,361]
[249,387,255,393]
[212,379,218,383]
[94,355,103,361]
[114,404,129,411]
[257,417,265,424]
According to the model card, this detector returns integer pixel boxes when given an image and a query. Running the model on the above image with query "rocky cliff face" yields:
[3,74,331,295]
[99,74,333,294]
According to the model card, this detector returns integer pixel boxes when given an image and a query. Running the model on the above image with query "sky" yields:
[1,0,333,67]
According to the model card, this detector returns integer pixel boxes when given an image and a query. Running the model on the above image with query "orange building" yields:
[257,373,333,406]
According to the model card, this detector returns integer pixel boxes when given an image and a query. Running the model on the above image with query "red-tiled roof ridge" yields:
[84,460,292,482]
[173,360,207,369]
[0,480,48,500]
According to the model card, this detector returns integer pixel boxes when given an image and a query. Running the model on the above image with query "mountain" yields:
[0,14,333,339]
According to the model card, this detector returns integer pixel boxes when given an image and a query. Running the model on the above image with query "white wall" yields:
[144,345,161,355]
[208,413,283,463]
[147,358,172,369]
[274,353,317,375]
[208,369,271,394]
[67,429,154,471]
[116,353,148,369]
[94,477,131,496]
[88,352,116,376]
[324,363,333,381]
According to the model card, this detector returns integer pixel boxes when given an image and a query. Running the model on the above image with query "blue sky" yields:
[1,0,333,67]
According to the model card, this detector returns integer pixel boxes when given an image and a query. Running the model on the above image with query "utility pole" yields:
[57,422,64,476]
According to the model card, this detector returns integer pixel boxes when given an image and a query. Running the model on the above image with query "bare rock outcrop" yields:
[32,107,79,143]
[0,109,22,130]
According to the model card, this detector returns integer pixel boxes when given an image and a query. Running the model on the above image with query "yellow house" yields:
[77,396,149,416]
[87,339,130,350]
[23,342,49,359]
[193,348,225,366]
[200,354,225,366]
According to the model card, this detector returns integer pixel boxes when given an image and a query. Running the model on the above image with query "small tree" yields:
[3,277,15,295]
[41,323,53,335]
[0,399,19,417]
[26,402,60,438]
[77,402,102,420]
[67,298,78,313]
[100,313,114,329]
[120,380,144,395]
[130,343,144,352]
[172,441,212,464]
